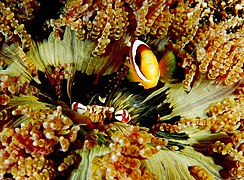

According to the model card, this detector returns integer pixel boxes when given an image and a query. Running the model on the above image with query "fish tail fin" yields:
[159,51,177,81]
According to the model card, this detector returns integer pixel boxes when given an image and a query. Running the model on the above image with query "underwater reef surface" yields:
[0,0,243,179]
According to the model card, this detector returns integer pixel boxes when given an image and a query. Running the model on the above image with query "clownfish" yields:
[125,38,176,89]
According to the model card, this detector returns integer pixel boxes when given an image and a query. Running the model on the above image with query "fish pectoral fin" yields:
[124,61,131,69]
[124,57,133,69]
[126,68,141,82]
[159,51,177,81]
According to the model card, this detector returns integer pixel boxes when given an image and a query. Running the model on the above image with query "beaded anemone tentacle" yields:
[0,0,244,180]
[0,0,40,49]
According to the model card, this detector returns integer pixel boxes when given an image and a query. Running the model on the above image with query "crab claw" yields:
[115,109,131,123]
[71,102,87,114]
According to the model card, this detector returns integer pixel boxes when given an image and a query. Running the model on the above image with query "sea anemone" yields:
[0,0,243,179]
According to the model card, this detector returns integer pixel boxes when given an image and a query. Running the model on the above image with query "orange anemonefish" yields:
[125,38,176,89]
